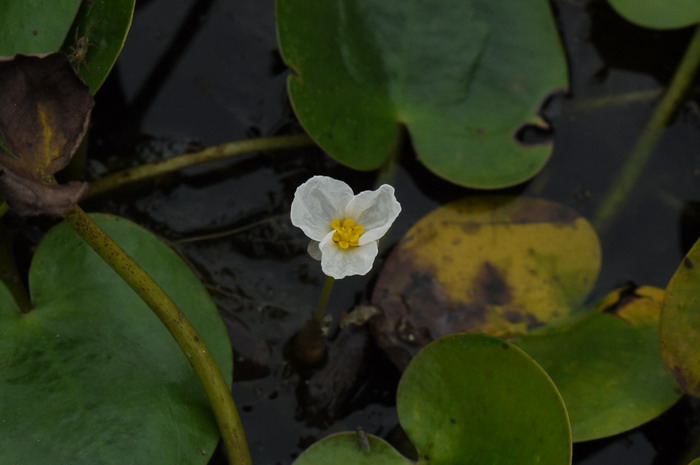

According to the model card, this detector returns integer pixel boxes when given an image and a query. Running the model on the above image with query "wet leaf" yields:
[661,236,700,396]
[0,214,232,464]
[61,0,135,94]
[371,196,601,369]
[518,286,681,442]
[0,0,82,55]
[0,53,93,216]
[608,0,700,29]
[295,334,571,465]
[276,0,567,188]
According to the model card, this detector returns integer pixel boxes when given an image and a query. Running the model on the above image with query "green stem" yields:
[312,276,335,324]
[62,205,252,465]
[86,133,315,199]
[593,26,700,231]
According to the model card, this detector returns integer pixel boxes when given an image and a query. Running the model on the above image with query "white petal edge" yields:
[319,234,379,279]
[307,240,322,261]
[290,176,354,241]
[344,184,401,245]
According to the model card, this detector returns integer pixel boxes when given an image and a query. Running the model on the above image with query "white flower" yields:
[291,175,401,279]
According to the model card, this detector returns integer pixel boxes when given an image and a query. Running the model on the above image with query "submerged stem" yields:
[593,26,700,231]
[86,133,315,199]
[291,276,335,367]
[62,205,252,465]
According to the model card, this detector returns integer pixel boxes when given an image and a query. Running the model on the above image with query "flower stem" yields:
[312,276,335,324]
[593,25,700,232]
[62,205,252,465]
[86,133,315,199]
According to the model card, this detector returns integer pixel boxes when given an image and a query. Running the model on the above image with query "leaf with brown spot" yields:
[0,53,93,216]
[370,196,601,369]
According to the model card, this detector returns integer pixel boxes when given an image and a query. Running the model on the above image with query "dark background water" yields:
[82,0,700,463]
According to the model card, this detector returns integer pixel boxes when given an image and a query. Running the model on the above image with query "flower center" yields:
[330,218,365,250]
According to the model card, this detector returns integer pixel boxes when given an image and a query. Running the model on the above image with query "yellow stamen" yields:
[330,218,365,249]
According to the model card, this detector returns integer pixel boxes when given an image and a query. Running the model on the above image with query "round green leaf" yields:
[60,0,135,94]
[398,334,571,465]
[371,196,601,369]
[688,459,700,465]
[276,0,567,188]
[0,214,232,464]
[518,286,681,442]
[608,0,700,30]
[294,432,413,465]
[0,0,82,56]
[662,237,700,396]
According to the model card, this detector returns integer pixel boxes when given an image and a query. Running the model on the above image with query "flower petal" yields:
[319,234,379,279]
[307,240,322,261]
[290,176,354,241]
[344,184,402,245]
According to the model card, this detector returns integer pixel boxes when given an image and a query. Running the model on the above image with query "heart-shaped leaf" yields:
[371,196,601,369]
[294,334,571,465]
[518,286,681,442]
[661,236,700,396]
[276,0,568,188]
[608,0,700,29]
[0,0,82,55]
[60,0,135,94]
[0,214,232,464]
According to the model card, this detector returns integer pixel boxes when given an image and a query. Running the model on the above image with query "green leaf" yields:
[295,334,571,465]
[371,196,601,369]
[276,0,567,188]
[0,214,232,464]
[518,286,681,442]
[398,334,571,464]
[688,459,700,465]
[608,0,700,30]
[661,237,700,396]
[0,0,82,55]
[61,0,135,94]
[294,432,413,465]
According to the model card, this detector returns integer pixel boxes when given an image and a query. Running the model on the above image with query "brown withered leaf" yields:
[0,53,94,216]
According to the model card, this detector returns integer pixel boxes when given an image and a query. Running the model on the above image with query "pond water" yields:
[83,0,700,463]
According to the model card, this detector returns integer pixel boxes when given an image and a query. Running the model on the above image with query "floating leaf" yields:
[518,286,681,442]
[661,237,700,395]
[608,0,700,30]
[295,334,571,465]
[276,0,567,188]
[61,0,135,94]
[294,432,412,465]
[371,196,601,369]
[0,53,93,215]
[0,214,232,464]
[0,0,81,55]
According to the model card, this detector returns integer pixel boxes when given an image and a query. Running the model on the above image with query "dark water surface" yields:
[86,0,700,463]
